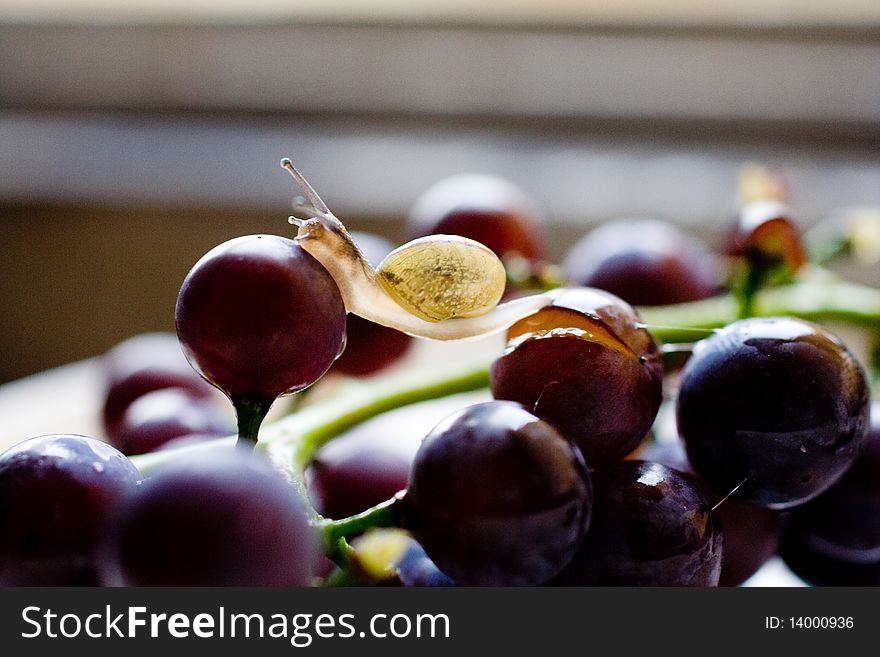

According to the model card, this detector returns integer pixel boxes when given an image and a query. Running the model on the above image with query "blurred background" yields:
[1,0,879,385]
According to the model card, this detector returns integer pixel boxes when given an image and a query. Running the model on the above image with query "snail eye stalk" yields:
[278,158,556,341]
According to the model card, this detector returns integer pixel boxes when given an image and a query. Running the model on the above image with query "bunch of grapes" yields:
[0,162,877,587]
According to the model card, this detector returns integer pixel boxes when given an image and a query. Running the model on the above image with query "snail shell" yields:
[281,158,554,340]
[376,235,506,322]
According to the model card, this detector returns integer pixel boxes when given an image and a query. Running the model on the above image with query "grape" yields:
[406,173,546,262]
[0,434,141,585]
[550,460,722,586]
[677,317,869,509]
[716,496,782,587]
[636,439,782,586]
[332,314,413,377]
[405,400,592,586]
[562,219,721,306]
[330,232,412,376]
[307,392,485,519]
[98,449,317,586]
[490,287,663,467]
[101,332,218,438]
[307,420,419,521]
[110,388,232,455]
[175,234,347,444]
[779,402,880,586]
[176,235,346,400]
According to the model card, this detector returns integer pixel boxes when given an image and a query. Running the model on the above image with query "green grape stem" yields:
[131,272,880,561]
[130,358,491,565]
[736,259,770,319]
[640,270,880,336]
[231,395,275,450]
[317,493,407,548]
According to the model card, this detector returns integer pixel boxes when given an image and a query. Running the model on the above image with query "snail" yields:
[280,158,555,341]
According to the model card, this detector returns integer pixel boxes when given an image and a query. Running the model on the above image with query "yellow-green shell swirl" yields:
[376,235,507,322]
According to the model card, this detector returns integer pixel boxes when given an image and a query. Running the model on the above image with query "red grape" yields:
[407,173,546,262]
[101,332,218,438]
[98,449,317,586]
[175,234,347,443]
[110,388,231,455]
[0,434,141,585]
[307,393,483,519]
[176,234,346,400]
[405,400,592,586]
[636,438,782,586]
[491,287,663,467]
[562,219,721,306]
[550,460,722,586]
[329,232,412,376]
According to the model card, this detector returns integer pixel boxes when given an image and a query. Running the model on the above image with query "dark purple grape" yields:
[98,449,316,586]
[0,434,141,585]
[405,400,592,586]
[307,393,481,520]
[550,460,722,586]
[307,423,419,521]
[677,317,869,509]
[779,402,880,586]
[490,287,663,467]
[110,388,232,455]
[716,497,783,586]
[407,173,546,262]
[636,439,782,586]
[330,232,412,376]
[101,332,218,438]
[563,219,722,306]
[176,235,346,400]
[332,314,413,377]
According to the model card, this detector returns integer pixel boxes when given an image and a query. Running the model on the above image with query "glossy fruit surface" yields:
[407,173,546,262]
[491,287,663,467]
[550,460,722,586]
[175,234,347,400]
[308,392,485,519]
[101,332,218,437]
[562,219,721,306]
[110,388,231,455]
[636,439,782,586]
[677,317,869,509]
[780,402,880,585]
[0,434,141,585]
[331,232,412,376]
[308,429,416,520]
[405,400,592,586]
[99,449,316,586]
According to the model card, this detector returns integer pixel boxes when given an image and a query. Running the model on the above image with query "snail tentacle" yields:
[281,158,331,216]
[280,158,556,341]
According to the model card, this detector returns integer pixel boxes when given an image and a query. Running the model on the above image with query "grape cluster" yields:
[0,164,876,588]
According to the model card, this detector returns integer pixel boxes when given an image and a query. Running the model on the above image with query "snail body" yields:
[281,158,553,341]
